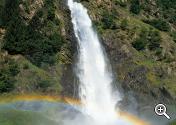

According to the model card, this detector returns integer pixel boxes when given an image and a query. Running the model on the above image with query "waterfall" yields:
[68,0,121,124]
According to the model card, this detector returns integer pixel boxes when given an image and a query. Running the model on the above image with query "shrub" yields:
[132,28,162,51]
[3,17,27,54]
[155,47,162,56]
[130,0,141,14]
[121,19,128,30]
[0,59,19,93]
[23,63,29,69]
[132,28,148,50]
[36,80,52,92]
[38,80,50,88]
[157,0,176,10]
[171,31,176,43]
[169,14,176,24]
[47,8,55,21]
[45,0,55,21]
[155,0,176,26]
[144,19,170,32]
[0,80,15,93]
[114,0,127,7]
[9,63,20,76]
[44,0,55,8]
[132,38,146,50]
[148,30,161,50]
[101,11,117,29]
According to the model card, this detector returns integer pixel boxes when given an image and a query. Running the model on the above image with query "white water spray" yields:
[68,0,123,124]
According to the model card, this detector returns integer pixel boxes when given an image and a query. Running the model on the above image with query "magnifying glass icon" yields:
[155,104,171,119]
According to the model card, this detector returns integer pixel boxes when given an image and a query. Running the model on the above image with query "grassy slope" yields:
[0,109,58,125]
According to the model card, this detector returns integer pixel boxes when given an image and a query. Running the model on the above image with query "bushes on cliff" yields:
[132,38,147,51]
[0,80,14,93]
[132,28,148,50]
[121,19,128,30]
[114,0,127,7]
[3,17,27,53]
[45,0,56,21]
[157,0,176,10]
[130,0,141,14]
[0,0,20,26]
[36,80,53,92]
[171,31,176,43]
[144,19,170,32]
[4,18,64,66]
[101,11,117,29]
[0,59,19,93]
[0,0,4,26]
[154,0,176,25]
[148,30,161,50]
[132,28,161,51]
[3,0,65,66]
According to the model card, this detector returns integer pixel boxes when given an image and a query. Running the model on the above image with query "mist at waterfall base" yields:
[66,0,133,125]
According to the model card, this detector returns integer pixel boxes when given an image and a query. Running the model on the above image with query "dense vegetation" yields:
[0,0,68,95]
[130,0,141,14]
[132,28,161,51]
[128,0,176,25]
[144,19,171,32]
[1,0,65,66]
[157,0,176,24]
[0,58,19,93]
[0,0,20,27]
[101,11,117,29]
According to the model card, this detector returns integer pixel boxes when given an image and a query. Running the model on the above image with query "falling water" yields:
[68,0,122,124]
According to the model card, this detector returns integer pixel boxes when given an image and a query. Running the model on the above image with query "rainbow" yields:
[0,94,150,125]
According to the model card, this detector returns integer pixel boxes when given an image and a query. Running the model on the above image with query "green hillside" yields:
[0,0,175,111]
